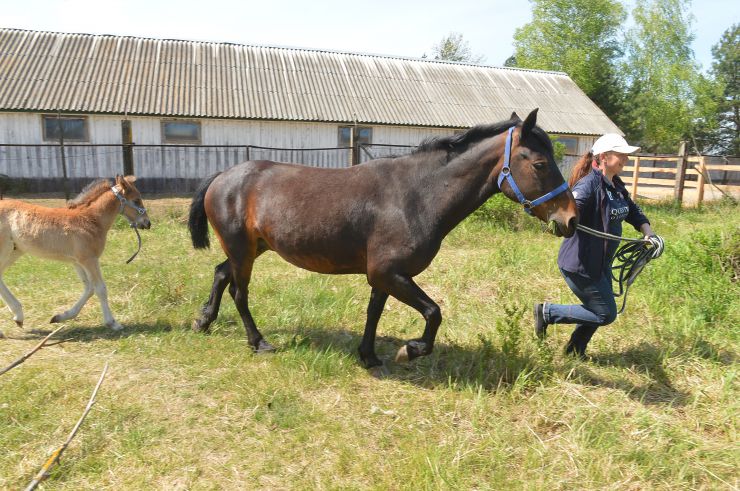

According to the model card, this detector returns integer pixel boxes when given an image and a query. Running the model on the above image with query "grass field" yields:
[0,195,737,490]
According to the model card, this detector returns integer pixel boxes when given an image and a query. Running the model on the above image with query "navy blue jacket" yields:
[558,168,650,279]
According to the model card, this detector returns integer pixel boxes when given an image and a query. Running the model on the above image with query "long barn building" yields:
[0,28,622,192]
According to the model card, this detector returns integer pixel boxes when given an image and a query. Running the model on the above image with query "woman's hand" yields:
[645,235,665,258]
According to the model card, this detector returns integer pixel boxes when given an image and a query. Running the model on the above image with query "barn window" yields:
[162,120,201,144]
[42,115,89,142]
[555,136,578,155]
[338,126,372,147]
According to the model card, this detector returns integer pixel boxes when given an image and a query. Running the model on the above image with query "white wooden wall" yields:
[0,112,595,183]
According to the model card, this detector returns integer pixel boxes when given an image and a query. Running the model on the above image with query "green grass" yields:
[0,195,737,490]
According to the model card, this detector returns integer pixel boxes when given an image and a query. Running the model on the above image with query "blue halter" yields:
[496,126,570,215]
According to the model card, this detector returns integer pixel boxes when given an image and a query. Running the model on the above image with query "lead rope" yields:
[111,186,145,264]
[575,224,662,314]
[125,227,142,264]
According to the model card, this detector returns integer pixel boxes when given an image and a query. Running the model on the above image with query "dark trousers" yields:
[544,269,618,354]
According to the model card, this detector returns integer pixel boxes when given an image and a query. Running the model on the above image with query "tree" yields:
[622,0,700,152]
[709,24,739,155]
[431,33,485,64]
[511,0,628,127]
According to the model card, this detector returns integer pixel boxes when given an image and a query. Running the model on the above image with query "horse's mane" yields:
[413,117,553,156]
[414,118,518,155]
[67,178,112,208]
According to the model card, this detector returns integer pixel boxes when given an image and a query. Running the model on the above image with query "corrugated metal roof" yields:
[0,28,620,135]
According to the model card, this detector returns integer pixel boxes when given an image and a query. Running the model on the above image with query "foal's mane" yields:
[414,117,553,156]
[67,178,112,208]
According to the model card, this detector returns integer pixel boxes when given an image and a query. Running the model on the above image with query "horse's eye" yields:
[533,161,546,170]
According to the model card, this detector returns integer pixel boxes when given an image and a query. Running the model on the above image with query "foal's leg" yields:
[358,288,389,368]
[231,256,274,353]
[81,258,122,331]
[51,264,94,323]
[370,272,441,363]
[0,247,23,329]
[192,260,231,333]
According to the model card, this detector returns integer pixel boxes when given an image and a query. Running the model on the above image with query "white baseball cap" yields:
[592,133,640,155]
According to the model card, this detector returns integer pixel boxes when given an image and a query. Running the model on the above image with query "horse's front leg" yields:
[369,272,441,363]
[358,287,389,368]
[51,264,93,324]
[0,248,24,329]
[81,258,122,331]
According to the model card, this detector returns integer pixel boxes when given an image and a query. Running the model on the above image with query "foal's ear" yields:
[115,174,124,186]
[124,175,137,184]
[521,108,539,138]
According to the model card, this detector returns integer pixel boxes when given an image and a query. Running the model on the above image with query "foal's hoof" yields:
[50,315,61,324]
[256,339,276,353]
[15,320,24,328]
[108,321,124,331]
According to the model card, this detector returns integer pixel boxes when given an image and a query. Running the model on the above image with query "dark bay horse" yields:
[188,109,577,367]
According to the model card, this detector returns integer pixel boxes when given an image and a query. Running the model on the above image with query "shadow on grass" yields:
[263,325,553,392]
[5,322,172,344]
[266,326,694,407]
[576,342,691,407]
[6,321,693,407]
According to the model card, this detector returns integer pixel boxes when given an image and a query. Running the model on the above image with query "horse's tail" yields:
[189,172,221,249]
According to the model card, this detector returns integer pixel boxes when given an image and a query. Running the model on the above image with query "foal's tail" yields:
[189,172,221,249]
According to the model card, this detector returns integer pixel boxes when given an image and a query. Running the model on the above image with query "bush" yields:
[471,194,541,232]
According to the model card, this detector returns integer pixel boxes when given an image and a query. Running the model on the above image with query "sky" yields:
[3,0,738,73]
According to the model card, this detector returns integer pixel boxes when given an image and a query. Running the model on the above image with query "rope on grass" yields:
[0,326,65,376]
[24,362,109,491]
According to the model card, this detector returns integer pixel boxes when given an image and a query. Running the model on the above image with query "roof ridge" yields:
[0,27,569,76]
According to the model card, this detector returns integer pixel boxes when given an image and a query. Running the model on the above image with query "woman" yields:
[534,133,663,358]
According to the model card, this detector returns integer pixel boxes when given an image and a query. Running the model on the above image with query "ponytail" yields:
[569,151,597,187]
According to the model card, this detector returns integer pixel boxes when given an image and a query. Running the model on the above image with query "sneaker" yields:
[534,302,548,340]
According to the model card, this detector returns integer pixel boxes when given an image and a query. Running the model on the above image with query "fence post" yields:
[349,128,357,166]
[56,113,70,200]
[696,156,707,206]
[674,141,688,205]
[631,156,641,198]
[121,120,134,176]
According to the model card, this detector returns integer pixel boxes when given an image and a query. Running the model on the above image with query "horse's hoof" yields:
[15,320,23,328]
[395,345,409,363]
[0,330,5,339]
[368,365,389,379]
[361,357,384,369]
[256,339,276,353]
[50,315,61,324]
[108,321,124,331]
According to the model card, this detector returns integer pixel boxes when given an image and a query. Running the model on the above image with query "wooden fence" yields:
[621,153,740,206]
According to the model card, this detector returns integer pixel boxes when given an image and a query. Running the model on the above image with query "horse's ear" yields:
[124,175,137,184]
[522,108,539,138]
[115,174,123,186]
[510,111,521,122]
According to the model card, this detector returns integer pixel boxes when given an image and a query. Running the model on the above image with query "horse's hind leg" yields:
[192,260,231,333]
[51,264,94,323]
[231,255,274,353]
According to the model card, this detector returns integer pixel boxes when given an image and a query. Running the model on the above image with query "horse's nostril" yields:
[568,216,579,230]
